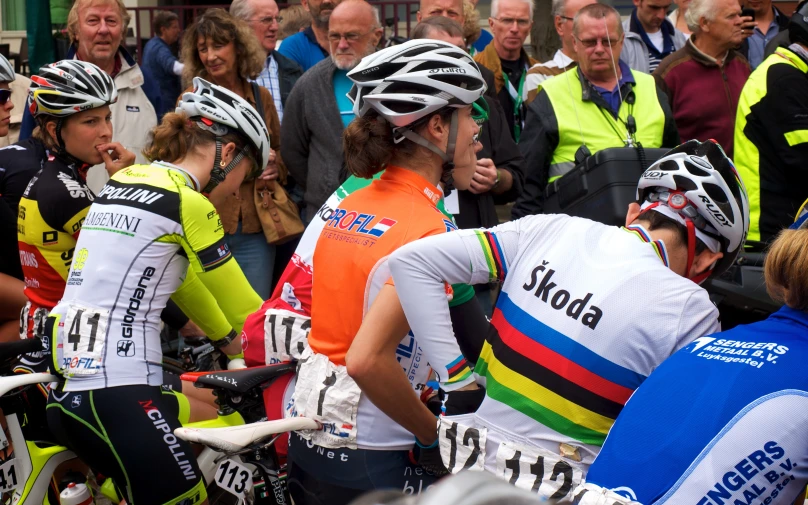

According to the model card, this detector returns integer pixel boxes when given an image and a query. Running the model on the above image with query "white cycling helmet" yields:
[177,77,271,193]
[348,39,487,127]
[29,60,117,118]
[636,139,750,281]
[28,60,118,164]
[0,54,13,83]
[346,39,488,193]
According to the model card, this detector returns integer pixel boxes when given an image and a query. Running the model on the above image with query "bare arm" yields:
[345,284,439,445]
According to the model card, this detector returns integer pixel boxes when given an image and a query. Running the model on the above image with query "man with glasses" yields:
[525,0,597,103]
[512,3,679,218]
[232,0,303,124]
[622,0,687,73]
[281,0,382,223]
[278,0,344,70]
[474,0,538,143]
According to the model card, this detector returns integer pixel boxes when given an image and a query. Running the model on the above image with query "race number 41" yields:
[0,459,19,492]
[215,458,252,502]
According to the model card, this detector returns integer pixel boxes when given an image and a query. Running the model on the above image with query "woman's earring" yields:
[220,159,227,167]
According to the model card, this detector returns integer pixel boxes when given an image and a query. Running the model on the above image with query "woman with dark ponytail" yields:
[286,39,490,505]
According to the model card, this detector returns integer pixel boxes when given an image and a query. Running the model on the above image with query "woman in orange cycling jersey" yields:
[286,39,489,505]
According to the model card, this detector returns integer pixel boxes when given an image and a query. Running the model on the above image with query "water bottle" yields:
[60,482,93,505]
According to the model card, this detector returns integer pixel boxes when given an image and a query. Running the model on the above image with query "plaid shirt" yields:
[255,53,284,123]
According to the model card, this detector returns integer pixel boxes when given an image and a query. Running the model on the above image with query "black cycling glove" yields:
[426,387,486,416]
[410,437,449,476]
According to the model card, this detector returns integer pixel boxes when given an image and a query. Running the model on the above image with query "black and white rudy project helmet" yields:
[346,39,487,190]
[637,140,750,279]
[28,60,118,118]
[177,77,271,193]
[0,54,14,83]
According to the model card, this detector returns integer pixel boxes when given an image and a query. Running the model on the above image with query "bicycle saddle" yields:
[175,417,320,452]
[181,362,296,394]
[0,372,59,397]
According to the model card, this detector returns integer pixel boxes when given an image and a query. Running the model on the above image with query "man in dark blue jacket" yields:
[142,10,183,119]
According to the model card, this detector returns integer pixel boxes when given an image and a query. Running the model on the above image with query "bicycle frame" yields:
[0,373,249,504]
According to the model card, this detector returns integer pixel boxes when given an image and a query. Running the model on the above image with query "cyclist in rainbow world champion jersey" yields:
[45,77,268,505]
[284,40,490,505]
[387,139,751,501]
[578,200,808,505]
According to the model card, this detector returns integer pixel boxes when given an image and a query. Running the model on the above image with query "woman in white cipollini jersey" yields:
[386,140,750,501]
[45,77,270,505]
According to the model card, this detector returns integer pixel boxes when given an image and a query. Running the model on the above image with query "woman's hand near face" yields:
[259,149,279,180]
[97,142,137,175]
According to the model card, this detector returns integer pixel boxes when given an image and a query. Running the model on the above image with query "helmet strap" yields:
[397,109,460,196]
[202,140,248,194]
[685,217,696,278]
[52,117,94,174]
[55,118,66,151]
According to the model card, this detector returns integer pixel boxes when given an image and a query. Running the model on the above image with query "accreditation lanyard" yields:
[503,66,527,143]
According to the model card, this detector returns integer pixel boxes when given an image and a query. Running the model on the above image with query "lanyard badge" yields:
[503,67,526,143]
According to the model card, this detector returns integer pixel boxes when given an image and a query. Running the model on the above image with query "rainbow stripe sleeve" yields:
[474,231,508,282]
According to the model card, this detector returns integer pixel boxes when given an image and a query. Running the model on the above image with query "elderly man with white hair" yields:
[652,0,751,158]
[474,0,538,143]
[280,0,382,222]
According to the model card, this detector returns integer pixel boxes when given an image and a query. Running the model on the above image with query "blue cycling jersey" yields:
[586,306,808,505]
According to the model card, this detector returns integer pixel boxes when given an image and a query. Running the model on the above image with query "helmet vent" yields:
[658,160,679,171]
[672,175,697,192]
[704,182,730,204]
[380,100,426,114]
[684,161,709,177]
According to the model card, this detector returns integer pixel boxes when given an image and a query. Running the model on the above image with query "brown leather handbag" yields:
[254,179,305,245]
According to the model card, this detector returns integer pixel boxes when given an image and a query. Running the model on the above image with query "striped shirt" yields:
[255,54,284,123]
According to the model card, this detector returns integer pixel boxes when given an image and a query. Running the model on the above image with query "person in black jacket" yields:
[232,0,305,124]
[738,0,789,68]
[413,17,526,314]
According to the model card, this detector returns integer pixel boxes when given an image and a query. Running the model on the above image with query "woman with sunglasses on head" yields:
[285,39,491,505]
[45,77,267,505]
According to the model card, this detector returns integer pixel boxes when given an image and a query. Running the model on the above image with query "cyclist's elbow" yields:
[345,348,373,383]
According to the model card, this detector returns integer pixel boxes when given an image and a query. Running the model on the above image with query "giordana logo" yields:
[71,395,82,408]
[117,340,135,357]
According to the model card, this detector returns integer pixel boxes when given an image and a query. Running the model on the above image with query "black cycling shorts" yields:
[287,433,439,505]
[46,384,206,505]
